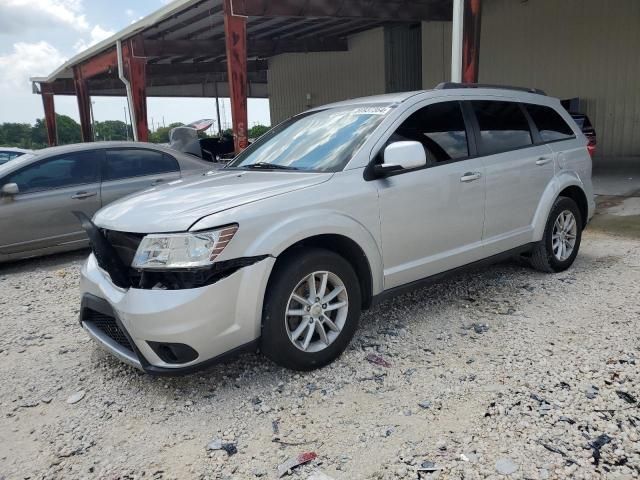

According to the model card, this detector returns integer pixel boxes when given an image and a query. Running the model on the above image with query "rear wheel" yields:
[530,196,582,273]
[261,248,361,370]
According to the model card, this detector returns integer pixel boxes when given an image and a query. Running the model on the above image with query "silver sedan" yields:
[0,141,212,262]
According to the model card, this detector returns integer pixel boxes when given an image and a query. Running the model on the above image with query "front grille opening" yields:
[83,308,133,352]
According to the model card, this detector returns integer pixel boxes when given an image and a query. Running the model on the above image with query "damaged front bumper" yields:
[79,253,275,374]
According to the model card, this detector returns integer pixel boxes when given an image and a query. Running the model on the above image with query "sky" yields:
[0,0,271,129]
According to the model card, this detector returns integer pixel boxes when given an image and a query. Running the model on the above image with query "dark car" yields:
[570,113,597,157]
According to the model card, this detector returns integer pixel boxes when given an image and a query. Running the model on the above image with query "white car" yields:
[78,84,595,374]
[0,147,32,165]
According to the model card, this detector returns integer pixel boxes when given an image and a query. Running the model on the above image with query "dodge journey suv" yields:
[78,84,594,373]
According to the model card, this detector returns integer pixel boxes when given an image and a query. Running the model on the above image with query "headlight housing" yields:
[132,225,238,270]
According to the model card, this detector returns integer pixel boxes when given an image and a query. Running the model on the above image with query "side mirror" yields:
[1,183,19,197]
[374,141,427,177]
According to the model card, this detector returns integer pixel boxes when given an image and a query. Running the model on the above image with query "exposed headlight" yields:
[132,225,238,270]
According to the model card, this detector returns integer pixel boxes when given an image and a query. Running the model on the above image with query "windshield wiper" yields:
[242,162,299,171]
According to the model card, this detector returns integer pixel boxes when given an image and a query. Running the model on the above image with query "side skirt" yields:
[371,243,535,307]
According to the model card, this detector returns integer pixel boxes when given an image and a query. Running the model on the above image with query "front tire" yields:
[529,196,582,273]
[261,248,361,371]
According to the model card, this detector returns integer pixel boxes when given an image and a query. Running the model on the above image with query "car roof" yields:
[311,91,426,110]
[28,141,176,157]
[0,141,210,177]
[311,87,558,112]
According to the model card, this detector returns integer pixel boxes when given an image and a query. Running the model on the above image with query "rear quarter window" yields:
[526,104,575,142]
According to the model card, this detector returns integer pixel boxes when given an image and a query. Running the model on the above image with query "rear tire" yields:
[530,196,582,273]
[261,248,361,371]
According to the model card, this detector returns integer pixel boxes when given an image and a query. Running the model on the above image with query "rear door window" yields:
[471,101,533,155]
[526,104,575,142]
[5,151,99,194]
[104,149,179,181]
[389,101,469,163]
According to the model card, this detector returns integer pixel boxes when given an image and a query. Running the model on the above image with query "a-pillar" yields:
[462,0,482,84]
[123,39,149,142]
[73,66,93,142]
[223,0,248,152]
[40,83,57,146]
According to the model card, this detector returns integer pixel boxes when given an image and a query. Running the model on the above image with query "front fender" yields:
[244,209,384,296]
[532,172,586,241]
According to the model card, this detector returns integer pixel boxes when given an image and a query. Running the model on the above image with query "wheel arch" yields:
[275,234,375,310]
[557,185,588,229]
[532,173,588,241]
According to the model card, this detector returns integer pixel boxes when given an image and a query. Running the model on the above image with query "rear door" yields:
[0,151,101,254]
[100,148,181,206]
[467,100,554,254]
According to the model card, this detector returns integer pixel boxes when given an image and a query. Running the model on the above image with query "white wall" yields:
[267,28,386,124]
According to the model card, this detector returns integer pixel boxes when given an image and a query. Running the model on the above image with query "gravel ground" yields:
[0,229,638,480]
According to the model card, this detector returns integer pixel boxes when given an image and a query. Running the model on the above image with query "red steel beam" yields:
[123,39,149,142]
[462,0,482,84]
[77,48,118,79]
[73,66,93,142]
[224,0,249,152]
[40,83,57,146]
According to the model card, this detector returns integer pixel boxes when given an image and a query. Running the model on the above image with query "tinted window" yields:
[104,149,179,181]
[526,104,575,142]
[471,101,532,155]
[5,151,99,194]
[390,101,469,163]
[0,151,23,164]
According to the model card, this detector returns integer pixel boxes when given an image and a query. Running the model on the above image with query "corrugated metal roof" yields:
[31,0,207,83]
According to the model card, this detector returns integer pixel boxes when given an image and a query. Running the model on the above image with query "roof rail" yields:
[435,82,547,95]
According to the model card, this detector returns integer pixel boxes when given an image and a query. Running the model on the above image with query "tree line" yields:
[0,115,271,149]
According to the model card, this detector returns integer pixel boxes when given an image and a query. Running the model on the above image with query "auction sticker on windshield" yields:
[351,106,392,115]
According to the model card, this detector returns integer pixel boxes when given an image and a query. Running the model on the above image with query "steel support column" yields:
[224,0,248,152]
[462,0,482,84]
[73,66,93,142]
[40,83,57,146]
[123,40,149,142]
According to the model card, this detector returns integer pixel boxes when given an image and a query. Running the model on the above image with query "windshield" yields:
[228,104,392,172]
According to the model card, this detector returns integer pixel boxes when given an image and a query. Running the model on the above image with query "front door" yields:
[375,101,486,289]
[0,151,101,254]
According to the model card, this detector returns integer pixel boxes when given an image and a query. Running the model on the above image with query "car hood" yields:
[94,169,333,233]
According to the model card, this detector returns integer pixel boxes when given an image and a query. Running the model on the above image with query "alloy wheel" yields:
[284,271,349,353]
[552,210,577,261]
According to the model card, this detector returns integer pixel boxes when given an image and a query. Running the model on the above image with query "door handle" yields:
[71,191,97,200]
[536,157,552,166]
[460,172,482,183]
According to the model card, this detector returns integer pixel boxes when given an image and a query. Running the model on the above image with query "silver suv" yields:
[78,85,594,373]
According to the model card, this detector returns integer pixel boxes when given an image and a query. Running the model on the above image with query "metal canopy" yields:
[31,0,455,147]
[33,0,452,98]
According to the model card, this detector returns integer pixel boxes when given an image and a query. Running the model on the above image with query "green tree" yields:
[0,122,33,148]
[29,114,82,147]
[94,120,132,141]
[249,124,270,139]
[30,119,48,148]
[57,115,82,145]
